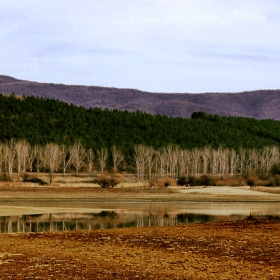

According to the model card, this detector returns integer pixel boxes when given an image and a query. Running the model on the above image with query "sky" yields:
[1,0,280,93]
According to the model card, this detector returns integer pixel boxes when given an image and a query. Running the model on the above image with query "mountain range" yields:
[1,75,280,120]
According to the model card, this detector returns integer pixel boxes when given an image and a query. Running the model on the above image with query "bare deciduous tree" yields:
[33,145,44,173]
[177,149,188,177]
[229,149,238,175]
[190,148,201,176]
[134,144,147,181]
[111,145,124,171]
[15,140,30,181]
[0,143,5,175]
[70,142,86,174]
[97,147,108,174]
[3,140,16,180]
[43,143,62,184]
[61,145,73,175]
[144,146,155,180]
[86,148,95,173]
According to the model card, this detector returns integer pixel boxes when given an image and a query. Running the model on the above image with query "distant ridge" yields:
[1,75,280,120]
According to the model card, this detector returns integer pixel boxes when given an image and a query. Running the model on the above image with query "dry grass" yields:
[213,176,247,186]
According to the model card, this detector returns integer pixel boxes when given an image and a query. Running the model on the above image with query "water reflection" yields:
[1,206,279,234]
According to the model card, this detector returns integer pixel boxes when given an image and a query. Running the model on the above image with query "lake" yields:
[1,201,280,234]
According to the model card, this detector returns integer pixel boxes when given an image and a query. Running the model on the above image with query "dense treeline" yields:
[1,93,280,160]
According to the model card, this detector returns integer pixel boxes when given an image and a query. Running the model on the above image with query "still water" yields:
[1,202,280,234]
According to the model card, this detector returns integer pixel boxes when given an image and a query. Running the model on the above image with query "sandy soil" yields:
[0,218,280,279]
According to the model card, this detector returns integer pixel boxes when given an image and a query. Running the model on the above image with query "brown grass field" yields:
[1,178,280,279]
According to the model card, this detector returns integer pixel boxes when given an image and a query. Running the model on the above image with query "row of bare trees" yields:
[0,140,279,183]
[134,144,280,181]
[0,140,124,183]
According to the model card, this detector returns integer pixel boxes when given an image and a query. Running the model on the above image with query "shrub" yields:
[246,176,257,188]
[94,172,123,188]
[275,175,280,186]
[271,163,280,176]
[187,176,196,186]
[200,175,212,186]
[156,177,177,188]
[23,175,47,185]
[177,176,188,186]
[186,175,214,186]
[148,178,157,188]
[266,175,280,187]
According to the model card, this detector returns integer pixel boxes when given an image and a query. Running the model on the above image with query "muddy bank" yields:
[0,219,280,279]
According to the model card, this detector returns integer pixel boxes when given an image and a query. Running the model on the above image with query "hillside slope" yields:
[1,75,280,119]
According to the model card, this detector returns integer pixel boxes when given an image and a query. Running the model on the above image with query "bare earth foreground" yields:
[1,185,280,279]
[0,219,280,279]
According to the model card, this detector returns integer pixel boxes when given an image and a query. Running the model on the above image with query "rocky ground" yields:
[0,218,280,279]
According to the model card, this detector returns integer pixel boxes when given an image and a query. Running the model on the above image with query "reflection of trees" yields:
[177,213,213,224]
[96,211,118,219]
[2,212,280,234]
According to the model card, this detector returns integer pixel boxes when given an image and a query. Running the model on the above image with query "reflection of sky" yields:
[1,1,280,93]
[168,202,280,216]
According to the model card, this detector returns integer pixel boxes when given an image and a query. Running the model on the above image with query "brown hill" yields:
[1,75,280,120]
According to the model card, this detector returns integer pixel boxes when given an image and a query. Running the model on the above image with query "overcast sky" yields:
[1,0,280,93]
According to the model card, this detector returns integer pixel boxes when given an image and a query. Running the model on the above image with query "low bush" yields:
[94,172,123,188]
[187,175,214,186]
[156,177,177,187]
[266,175,280,186]
[23,174,47,185]
[148,178,157,188]
[187,176,196,186]
[177,176,188,186]
[271,163,280,176]
[246,176,257,188]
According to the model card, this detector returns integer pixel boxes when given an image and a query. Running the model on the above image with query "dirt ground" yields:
[0,218,280,279]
